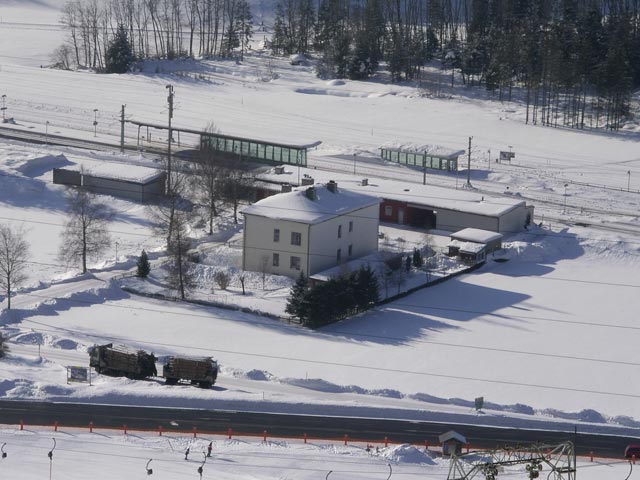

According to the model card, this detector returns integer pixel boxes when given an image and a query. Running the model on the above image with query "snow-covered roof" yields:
[310,253,383,282]
[345,178,525,217]
[242,183,380,224]
[381,142,465,160]
[451,228,503,244]
[447,240,485,254]
[438,430,467,444]
[62,164,164,184]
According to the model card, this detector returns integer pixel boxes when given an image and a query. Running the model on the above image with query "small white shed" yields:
[438,430,467,456]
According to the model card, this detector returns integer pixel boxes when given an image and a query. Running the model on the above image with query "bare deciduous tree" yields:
[0,332,7,357]
[59,188,112,274]
[166,210,194,300]
[259,254,270,289]
[148,172,195,300]
[0,224,30,310]
[214,269,230,290]
[193,122,222,235]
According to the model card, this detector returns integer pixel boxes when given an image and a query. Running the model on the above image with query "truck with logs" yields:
[89,343,157,380]
[162,356,218,389]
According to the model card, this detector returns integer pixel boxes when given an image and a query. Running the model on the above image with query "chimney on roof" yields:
[305,186,317,200]
[281,183,292,193]
[301,176,314,186]
[327,180,338,193]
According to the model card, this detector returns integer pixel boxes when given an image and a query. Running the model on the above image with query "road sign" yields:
[67,366,89,384]
[499,151,515,162]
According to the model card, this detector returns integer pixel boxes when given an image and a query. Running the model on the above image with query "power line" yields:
[11,293,640,400]
[1,163,639,248]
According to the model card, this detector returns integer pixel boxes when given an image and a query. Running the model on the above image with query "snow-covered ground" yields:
[2,425,632,480]
[1,0,640,471]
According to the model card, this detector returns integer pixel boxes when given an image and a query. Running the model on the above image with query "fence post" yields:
[304,433,307,444]
[228,428,232,440]
[263,430,267,442]
[158,426,163,436]
[54,421,58,432]
[123,424,127,435]
[89,421,93,433]
[344,434,348,446]
[193,426,197,438]
[384,437,388,447]
[19,420,24,431]
[425,441,429,450]
[590,451,593,462]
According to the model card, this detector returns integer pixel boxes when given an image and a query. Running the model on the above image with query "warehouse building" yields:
[53,164,166,203]
[346,178,533,234]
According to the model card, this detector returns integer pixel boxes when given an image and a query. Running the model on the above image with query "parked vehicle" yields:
[162,356,218,388]
[89,343,157,380]
[625,444,640,458]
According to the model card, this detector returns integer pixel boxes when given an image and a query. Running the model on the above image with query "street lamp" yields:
[563,183,568,214]
[1,95,6,122]
[628,170,631,192]
[45,120,50,145]
[115,240,119,264]
[93,108,98,137]
[353,153,356,175]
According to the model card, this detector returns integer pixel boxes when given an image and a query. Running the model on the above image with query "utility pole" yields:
[1,94,6,122]
[120,105,126,153]
[93,108,98,137]
[466,136,473,187]
[166,85,174,194]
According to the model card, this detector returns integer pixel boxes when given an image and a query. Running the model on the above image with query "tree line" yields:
[56,0,254,70]
[55,1,640,129]
[272,0,640,130]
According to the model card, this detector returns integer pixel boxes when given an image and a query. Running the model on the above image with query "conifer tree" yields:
[285,272,309,319]
[104,24,134,74]
[136,250,151,278]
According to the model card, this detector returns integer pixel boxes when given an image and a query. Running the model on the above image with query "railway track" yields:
[2,124,638,236]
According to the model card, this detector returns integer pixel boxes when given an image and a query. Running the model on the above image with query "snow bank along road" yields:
[0,400,637,458]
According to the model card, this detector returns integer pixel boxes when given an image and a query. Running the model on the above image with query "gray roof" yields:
[242,184,380,225]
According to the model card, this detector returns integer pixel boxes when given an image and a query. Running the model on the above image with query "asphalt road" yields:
[0,400,636,458]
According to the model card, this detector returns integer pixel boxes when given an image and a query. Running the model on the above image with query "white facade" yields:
[242,184,380,278]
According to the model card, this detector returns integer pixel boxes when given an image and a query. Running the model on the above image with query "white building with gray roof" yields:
[242,181,380,278]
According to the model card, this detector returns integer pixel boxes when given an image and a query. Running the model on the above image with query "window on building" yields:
[290,256,301,270]
[291,232,302,246]
[337,249,341,263]
[348,244,353,257]
[273,228,280,242]
[338,225,342,238]
[272,253,279,267]
[349,220,353,232]
[384,205,393,216]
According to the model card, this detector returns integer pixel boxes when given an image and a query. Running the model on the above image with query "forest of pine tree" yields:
[272,0,640,129]
[59,0,640,130]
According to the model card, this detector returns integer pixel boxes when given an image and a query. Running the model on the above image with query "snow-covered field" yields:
[2,425,632,480]
[2,0,640,471]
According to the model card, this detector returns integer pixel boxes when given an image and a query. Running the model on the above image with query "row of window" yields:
[337,221,354,238]
[272,245,354,270]
[272,253,300,270]
[201,134,308,166]
[274,229,302,245]
[274,223,354,245]
[380,148,458,172]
